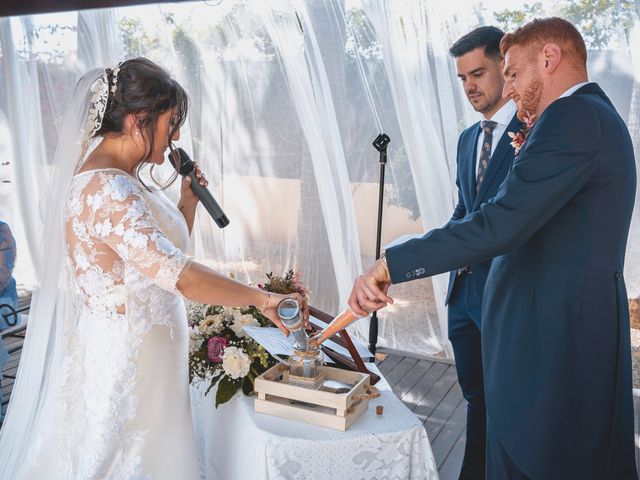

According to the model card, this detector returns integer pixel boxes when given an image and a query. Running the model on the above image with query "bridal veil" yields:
[0,68,107,477]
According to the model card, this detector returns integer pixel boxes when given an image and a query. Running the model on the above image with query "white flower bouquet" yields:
[188,270,309,407]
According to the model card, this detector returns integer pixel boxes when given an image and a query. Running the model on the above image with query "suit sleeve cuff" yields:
[386,242,429,284]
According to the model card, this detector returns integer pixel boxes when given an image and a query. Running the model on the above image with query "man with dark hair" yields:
[350,17,637,479]
[445,25,519,479]
[449,25,504,60]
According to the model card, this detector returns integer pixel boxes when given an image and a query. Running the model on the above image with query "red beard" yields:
[517,76,542,122]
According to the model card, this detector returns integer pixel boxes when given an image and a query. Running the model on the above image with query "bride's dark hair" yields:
[95,57,189,188]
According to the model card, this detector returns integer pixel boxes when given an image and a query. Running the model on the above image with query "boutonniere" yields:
[507,113,535,156]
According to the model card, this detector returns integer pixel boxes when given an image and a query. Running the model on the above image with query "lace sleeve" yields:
[0,223,17,292]
[88,174,189,292]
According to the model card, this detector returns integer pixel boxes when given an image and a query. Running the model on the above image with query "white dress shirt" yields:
[475,100,517,173]
[559,81,590,98]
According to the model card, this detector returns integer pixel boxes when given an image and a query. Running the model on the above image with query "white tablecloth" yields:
[190,375,439,480]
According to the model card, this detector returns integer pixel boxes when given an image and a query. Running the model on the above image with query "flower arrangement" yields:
[188,270,309,407]
[508,113,535,156]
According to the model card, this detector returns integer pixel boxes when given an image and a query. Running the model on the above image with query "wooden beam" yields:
[0,0,195,18]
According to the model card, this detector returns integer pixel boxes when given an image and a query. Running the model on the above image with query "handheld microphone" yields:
[168,148,230,228]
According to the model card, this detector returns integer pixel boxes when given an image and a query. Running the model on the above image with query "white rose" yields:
[230,311,259,338]
[201,314,225,334]
[189,330,202,354]
[221,346,251,379]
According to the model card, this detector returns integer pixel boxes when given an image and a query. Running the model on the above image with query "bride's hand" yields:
[178,163,208,212]
[258,291,309,336]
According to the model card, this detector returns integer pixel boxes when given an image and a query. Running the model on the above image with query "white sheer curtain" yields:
[1,0,639,358]
[77,9,123,69]
[361,0,459,355]
[257,0,365,337]
[105,1,367,325]
[0,18,49,284]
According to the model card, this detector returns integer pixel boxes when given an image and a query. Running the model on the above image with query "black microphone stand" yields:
[369,133,390,356]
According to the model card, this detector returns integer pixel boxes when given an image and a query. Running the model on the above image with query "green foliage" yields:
[387,148,421,221]
[215,375,243,407]
[205,373,222,396]
[494,3,543,33]
[493,0,636,49]
[172,25,203,74]
[119,17,160,58]
[262,269,309,296]
[345,6,382,60]
[15,23,76,63]
[242,372,256,395]
[561,0,636,49]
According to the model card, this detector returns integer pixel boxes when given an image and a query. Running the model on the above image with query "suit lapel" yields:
[473,114,520,210]
[466,123,481,206]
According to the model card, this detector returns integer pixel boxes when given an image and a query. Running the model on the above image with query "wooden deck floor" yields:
[2,331,466,479]
[377,350,465,480]
[1,295,30,420]
[1,332,24,415]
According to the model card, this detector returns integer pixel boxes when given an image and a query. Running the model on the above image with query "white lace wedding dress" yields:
[18,169,200,479]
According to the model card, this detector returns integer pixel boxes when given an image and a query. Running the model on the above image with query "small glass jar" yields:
[288,345,325,390]
[276,298,325,389]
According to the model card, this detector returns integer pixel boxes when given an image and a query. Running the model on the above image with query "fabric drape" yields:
[1,0,639,357]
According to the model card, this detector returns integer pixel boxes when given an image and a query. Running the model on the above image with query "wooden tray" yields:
[254,364,371,431]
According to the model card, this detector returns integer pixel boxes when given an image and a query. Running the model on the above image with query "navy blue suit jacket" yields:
[445,113,520,308]
[387,83,637,479]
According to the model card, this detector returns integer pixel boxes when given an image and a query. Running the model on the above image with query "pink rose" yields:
[207,336,228,363]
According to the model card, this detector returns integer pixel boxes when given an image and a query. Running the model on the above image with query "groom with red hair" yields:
[350,17,637,479]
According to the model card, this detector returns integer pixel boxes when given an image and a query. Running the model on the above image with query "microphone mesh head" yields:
[167,147,193,175]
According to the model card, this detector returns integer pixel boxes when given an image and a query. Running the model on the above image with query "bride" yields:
[0,58,305,479]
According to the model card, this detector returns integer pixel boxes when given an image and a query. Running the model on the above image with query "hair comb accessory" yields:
[82,62,123,140]
[110,61,122,96]
[83,71,109,139]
